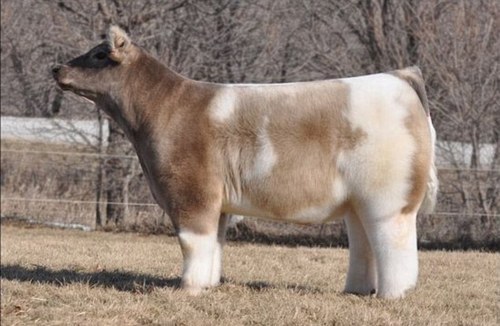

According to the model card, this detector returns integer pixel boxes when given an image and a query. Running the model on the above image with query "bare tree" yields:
[1,0,498,237]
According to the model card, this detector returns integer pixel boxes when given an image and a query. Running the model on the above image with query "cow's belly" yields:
[221,195,349,224]
[220,155,350,224]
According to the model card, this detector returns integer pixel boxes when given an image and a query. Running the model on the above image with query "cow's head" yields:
[52,26,136,102]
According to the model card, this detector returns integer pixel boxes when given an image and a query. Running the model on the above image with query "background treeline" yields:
[1,0,499,248]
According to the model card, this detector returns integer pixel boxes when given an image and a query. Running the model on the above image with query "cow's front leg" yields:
[177,213,227,295]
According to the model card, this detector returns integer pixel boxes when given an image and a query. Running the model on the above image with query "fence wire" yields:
[1,148,500,229]
[2,148,499,172]
[1,197,498,218]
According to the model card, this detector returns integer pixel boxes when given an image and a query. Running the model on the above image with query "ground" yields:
[1,225,498,325]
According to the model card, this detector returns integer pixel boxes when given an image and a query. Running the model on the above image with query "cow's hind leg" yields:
[344,212,377,295]
[178,213,227,295]
[363,211,418,299]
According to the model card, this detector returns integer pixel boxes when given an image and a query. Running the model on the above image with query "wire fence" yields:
[1,196,498,217]
[3,148,500,172]
[1,145,499,249]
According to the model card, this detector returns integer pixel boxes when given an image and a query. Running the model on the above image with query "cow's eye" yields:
[94,51,107,60]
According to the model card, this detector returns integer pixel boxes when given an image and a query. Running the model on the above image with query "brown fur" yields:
[213,82,366,220]
[53,28,431,235]
[53,30,225,234]
[52,26,437,298]
[401,110,432,215]
[124,62,225,234]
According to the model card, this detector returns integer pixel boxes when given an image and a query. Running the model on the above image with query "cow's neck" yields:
[98,51,186,141]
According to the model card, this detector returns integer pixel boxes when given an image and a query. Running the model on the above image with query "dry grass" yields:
[1,225,498,326]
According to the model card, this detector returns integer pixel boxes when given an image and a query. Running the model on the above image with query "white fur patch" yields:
[290,203,335,223]
[211,241,223,286]
[339,74,416,217]
[178,231,219,291]
[363,212,418,298]
[209,88,237,122]
[246,117,277,179]
[332,176,348,204]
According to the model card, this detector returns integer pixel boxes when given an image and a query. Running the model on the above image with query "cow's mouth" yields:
[51,65,98,102]
[57,82,97,102]
[56,82,72,91]
[53,77,74,92]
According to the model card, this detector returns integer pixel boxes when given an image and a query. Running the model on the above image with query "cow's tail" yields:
[420,114,439,214]
[398,66,438,214]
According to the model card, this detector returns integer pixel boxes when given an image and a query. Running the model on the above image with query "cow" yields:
[52,26,438,299]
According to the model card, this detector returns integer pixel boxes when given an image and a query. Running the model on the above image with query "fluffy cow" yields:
[52,26,438,299]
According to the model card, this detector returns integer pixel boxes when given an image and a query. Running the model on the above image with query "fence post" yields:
[95,109,105,228]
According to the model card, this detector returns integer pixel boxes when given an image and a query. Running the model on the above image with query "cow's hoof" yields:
[344,284,376,296]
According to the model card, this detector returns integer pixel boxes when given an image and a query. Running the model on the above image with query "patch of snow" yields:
[436,140,496,167]
[1,116,496,167]
[1,116,109,147]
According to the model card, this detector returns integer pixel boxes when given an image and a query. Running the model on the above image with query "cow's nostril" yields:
[52,66,61,75]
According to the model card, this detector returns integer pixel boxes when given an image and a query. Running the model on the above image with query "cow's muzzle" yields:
[51,65,71,90]
[51,65,62,77]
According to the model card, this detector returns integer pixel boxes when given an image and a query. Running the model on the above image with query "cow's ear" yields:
[107,25,131,62]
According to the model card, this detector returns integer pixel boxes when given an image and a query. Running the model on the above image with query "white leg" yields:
[178,230,218,295]
[344,213,377,295]
[177,214,229,294]
[364,211,418,299]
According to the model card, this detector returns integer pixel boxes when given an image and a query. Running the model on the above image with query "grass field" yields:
[1,225,498,325]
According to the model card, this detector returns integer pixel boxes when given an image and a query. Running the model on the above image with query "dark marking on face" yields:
[66,43,119,69]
